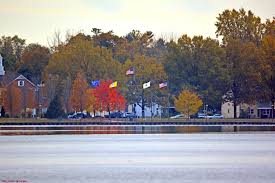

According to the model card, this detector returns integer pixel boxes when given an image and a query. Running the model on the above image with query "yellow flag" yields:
[109,81,118,88]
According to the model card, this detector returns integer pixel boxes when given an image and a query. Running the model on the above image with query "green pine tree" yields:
[1,107,5,118]
[45,95,64,119]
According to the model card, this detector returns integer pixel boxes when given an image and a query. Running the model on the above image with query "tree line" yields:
[0,8,274,118]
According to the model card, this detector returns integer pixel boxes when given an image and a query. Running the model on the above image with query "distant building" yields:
[257,102,274,118]
[5,75,37,117]
[221,101,240,118]
[127,103,162,118]
[221,101,274,119]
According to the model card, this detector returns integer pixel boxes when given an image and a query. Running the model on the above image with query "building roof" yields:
[257,102,272,109]
[6,74,37,88]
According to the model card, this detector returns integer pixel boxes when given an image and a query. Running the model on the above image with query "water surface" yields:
[0,133,275,183]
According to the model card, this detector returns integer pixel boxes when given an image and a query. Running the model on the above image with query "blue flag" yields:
[91,80,100,87]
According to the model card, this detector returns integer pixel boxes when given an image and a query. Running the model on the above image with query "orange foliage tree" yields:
[86,88,96,114]
[10,86,23,117]
[93,80,126,113]
[69,73,89,111]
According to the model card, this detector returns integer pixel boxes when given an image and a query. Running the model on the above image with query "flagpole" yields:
[167,81,170,120]
[151,90,153,121]
[133,67,136,115]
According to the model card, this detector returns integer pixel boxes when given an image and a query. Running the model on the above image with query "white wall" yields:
[221,101,240,118]
[128,103,162,117]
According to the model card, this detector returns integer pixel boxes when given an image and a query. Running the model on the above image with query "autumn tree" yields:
[9,86,22,117]
[70,73,89,112]
[17,43,50,84]
[174,90,202,118]
[44,33,121,112]
[86,88,97,115]
[45,32,120,81]
[93,80,126,114]
[91,29,155,63]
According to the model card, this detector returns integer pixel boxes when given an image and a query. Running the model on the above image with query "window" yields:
[250,109,254,114]
[263,109,270,115]
[18,80,24,87]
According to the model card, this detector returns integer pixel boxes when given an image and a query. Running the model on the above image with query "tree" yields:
[122,55,167,118]
[1,106,5,118]
[215,8,265,45]
[0,35,25,72]
[225,39,263,117]
[93,80,126,114]
[44,33,121,112]
[215,9,274,117]
[45,34,120,83]
[86,88,97,115]
[174,90,202,118]
[9,86,22,117]
[163,35,229,110]
[259,34,275,105]
[69,73,89,112]
[45,95,64,119]
[17,43,50,84]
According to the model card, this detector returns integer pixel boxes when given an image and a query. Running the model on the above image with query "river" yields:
[0,133,275,183]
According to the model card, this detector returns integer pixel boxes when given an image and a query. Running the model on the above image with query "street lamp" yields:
[271,103,274,120]
[204,104,208,122]
[37,83,45,118]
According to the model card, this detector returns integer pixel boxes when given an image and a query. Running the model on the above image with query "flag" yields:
[159,82,168,89]
[143,81,151,89]
[109,81,118,88]
[126,67,134,75]
[91,80,100,87]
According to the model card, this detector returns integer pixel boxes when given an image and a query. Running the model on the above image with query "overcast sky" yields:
[0,0,274,45]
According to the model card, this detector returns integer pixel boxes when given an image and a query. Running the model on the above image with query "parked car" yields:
[67,112,76,119]
[197,113,207,118]
[105,112,124,118]
[67,112,87,119]
[123,112,138,119]
[207,114,224,119]
[92,115,104,119]
[170,114,184,119]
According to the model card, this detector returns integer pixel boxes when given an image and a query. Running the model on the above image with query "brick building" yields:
[4,75,37,117]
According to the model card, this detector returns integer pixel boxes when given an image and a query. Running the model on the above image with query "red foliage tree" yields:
[69,73,89,111]
[93,80,126,113]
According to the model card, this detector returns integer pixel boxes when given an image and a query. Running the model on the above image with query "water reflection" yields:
[1,125,275,135]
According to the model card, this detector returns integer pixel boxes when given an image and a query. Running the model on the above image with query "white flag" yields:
[143,81,151,89]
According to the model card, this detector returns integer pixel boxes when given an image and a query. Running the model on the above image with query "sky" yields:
[0,0,274,45]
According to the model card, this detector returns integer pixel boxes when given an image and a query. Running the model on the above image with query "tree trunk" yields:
[233,100,237,118]
[142,102,145,118]
[271,98,274,119]
[142,91,145,118]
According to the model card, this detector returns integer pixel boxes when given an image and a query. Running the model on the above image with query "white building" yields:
[127,103,162,118]
[221,101,240,118]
